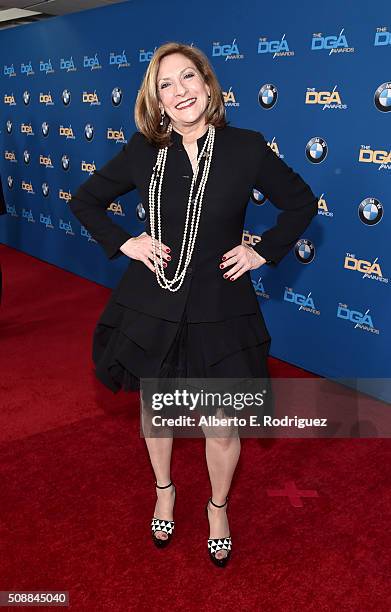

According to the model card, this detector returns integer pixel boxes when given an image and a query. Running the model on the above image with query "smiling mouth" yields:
[175,98,197,110]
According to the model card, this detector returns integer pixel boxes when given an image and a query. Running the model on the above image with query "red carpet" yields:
[1,244,390,611]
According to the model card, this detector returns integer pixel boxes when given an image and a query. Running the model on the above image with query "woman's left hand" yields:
[219,244,267,281]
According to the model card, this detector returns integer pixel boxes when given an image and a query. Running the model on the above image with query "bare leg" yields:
[141,389,175,542]
[202,408,241,560]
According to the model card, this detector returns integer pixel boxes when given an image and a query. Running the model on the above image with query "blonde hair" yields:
[134,42,227,147]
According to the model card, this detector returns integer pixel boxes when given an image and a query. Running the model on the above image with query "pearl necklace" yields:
[148,123,215,292]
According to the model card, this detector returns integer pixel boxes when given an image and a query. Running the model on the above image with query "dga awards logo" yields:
[317,194,333,218]
[337,303,379,335]
[4,94,16,106]
[258,84,278,109]
[21,180,34,194]
[344,253,388,283]
[311,28,354,54]
[60,56,76,72]
[305,86,347,110]
[358,198,383,225]
[40,59,54,74]
[83,53,102,70]
[59,125,75,140]
[59,218,75,236]
[284,288,320,315]
[257,34,295,57]
[212,39,243,60]
[20,123,34,136]
[81,161,96,175]
[139,48,157,62]
[22,208,35,223]
[40,92,54,106]
[223,87,240,107]
[359,144,391,170]
[39,154,53,169]
[267,138,284,160]
[40,213,54,229]
[82,91,101,106]
[21,61,34,76]
[80,225,97,245]
[306,137,328,163]
[374,27,391,47]
[374,82,391,112]
[294,239,315,264]
[242,229,262,249]
[252,275,270,300]
[108,201,125,216]
[4,64,16,78]
[107,127,126,144]
[109,50,130,69]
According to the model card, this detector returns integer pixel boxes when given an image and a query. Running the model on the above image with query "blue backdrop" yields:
[0,0,389,401]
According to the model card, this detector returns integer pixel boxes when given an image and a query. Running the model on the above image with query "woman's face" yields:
[157,52,210,130]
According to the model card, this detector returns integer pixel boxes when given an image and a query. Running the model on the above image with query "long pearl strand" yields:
[148,123,215,292]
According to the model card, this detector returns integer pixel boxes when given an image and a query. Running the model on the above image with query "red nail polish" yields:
[223,274,228,278]
[222,256,226,261]
[166,248,170,253]
[167,256,171,260]
[219,264,224,269]
[230,276,235,281]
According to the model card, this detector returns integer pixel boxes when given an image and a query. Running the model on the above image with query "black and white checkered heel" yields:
[205,497,232,567]
[151,480,175,548]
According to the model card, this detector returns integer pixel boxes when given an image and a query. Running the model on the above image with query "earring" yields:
[160,110,165,126]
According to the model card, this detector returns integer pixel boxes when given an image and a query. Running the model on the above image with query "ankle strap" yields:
[209,496,228,508]
[155,480,174,489]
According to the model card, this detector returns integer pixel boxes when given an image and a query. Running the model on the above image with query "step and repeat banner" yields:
[0,0,389,400]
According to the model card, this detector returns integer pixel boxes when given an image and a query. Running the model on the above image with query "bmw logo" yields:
[294,239,315,264]
[374,82,391,112]
[42,182,49,197]
[306,137,328,163]
[136,202,146,221]
[62,89,71,105]
[258,84,278,109]
[84,124,94,141]
[42,121,49,136]
[23,90,30,105]
[251,188,267,205]
[61,154,70,171]
[112,87,122,106]
[6,120,12,134]
[358,197,383,225]
[7,176,13,189]
[23,150,30,164]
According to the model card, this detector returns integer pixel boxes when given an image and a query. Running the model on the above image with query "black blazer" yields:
[69,125,318,323]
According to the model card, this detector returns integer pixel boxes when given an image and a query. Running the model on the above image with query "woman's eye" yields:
[160,82,170,89]
[184,72,194,79]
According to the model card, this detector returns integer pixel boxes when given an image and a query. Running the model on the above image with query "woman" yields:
[69,42,318,568]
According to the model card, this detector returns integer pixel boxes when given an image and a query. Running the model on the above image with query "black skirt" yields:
[92,284,274,426]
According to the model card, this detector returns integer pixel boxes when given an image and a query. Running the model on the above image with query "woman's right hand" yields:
[119,231,171,273]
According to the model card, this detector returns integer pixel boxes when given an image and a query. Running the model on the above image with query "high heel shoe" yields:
[151,480,176,548]
[205,497,232,567]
